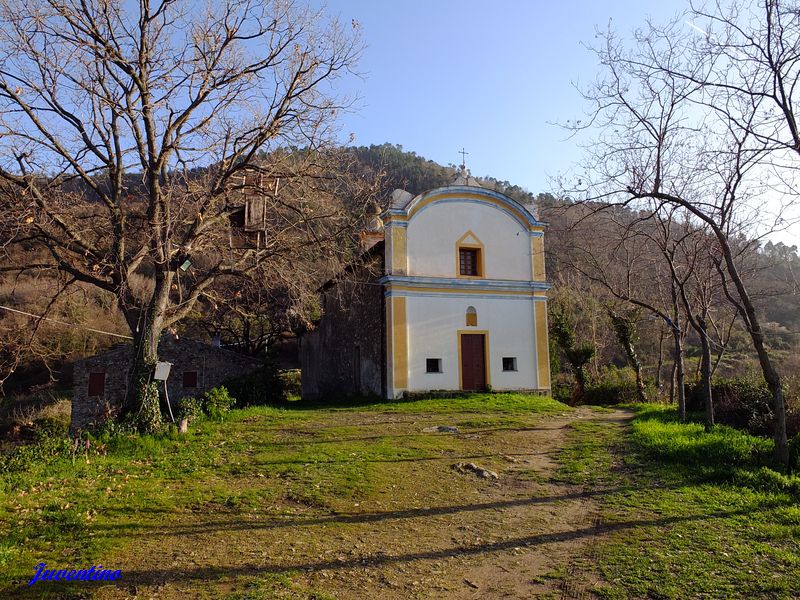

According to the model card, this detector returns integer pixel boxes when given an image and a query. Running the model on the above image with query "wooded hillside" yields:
[1,143,798,415]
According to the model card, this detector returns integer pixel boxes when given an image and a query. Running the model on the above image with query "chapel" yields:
[299,168,551,399]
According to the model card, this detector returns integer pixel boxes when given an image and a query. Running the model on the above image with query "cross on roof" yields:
[458,147,469,170]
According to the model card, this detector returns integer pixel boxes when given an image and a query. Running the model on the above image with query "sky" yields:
[326,0,800,246]
[330,0,687,190]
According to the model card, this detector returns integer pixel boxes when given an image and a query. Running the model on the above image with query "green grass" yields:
[561,404,800,600]
[285,392,567,414]
[0,393,563,597]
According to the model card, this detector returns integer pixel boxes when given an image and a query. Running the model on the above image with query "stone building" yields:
[71,333,261,433]
[299,170,551,399]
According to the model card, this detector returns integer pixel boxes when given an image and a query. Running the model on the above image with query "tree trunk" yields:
[699,318,714,432]
[120,274,172,431]
[621,335,647,403]
[633,357,647,403]
[716,237,788,466]
[670,359,676,404]
[673,329,686,423]
[655,328,665,393]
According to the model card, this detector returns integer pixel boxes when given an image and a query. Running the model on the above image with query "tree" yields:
[0,0,367,429]
[571,0,799,466]
[551,300,596,404]
[608,307,647,403]
[563,205,691,419]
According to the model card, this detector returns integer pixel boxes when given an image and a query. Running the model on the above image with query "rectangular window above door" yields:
[459,248,480,276]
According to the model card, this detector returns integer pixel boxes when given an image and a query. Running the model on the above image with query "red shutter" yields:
[88,372,105,397]
[183,371,198,388]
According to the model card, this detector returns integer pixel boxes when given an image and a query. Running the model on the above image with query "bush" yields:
[279,369,301,399]
[0,418,72,475]
[176,396,204,422]
[201,386,235,420]
[224,360,301,406]
[224,367,270,407]
[551,373,573,405]
[583,366,646,405]
[32,417,69,442]
[687,373,799,439]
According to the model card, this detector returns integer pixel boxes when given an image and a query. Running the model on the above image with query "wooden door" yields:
[460,334,486,391]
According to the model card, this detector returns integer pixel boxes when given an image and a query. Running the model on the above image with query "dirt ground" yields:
[99,407,629,600]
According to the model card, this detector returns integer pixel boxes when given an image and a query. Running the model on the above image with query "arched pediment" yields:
[399,186,544,231]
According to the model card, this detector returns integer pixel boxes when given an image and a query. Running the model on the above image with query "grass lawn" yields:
[0,393,567,599]
[3,394,798,599]
[560,404,800,600]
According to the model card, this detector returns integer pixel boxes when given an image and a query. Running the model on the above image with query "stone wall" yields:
[71,335,261,433]
[300,253,385,400]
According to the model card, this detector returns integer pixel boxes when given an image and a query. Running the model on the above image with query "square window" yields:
[502,357,517,372]
[183,371,198,388]
[459,248,480,276]
[87,372,105,396]
[426,358,442,373]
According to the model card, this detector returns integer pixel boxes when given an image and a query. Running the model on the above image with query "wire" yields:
[0,304,133,340]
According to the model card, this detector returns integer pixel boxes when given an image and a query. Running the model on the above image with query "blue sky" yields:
[330,0,689,193]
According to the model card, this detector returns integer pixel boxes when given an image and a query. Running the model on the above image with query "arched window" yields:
[466,306,477,327]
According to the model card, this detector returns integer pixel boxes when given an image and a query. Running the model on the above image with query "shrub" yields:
[0,418,72,475]
[583,366,647,405]
[224,367,271,407]
[32,417,69,442]
[223,354,299,406]
[88,418,134,442]
[201,386,235,420]
[686,373,799,439]
[176,396,204,423]
[551,373,573,405]
[279,369,301,400]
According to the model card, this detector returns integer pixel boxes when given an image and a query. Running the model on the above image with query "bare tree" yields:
[564,206,692,419]
[0,0,367,429]
[571,1,800,465]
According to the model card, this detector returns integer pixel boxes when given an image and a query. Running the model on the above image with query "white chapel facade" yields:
[299,171,551,399]
[381,173,550,397]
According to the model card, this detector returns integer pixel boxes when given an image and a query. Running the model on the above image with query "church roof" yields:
[449,165,483,188]
[385,181,545,230]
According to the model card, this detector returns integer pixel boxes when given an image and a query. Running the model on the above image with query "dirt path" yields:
[101,407,630,599]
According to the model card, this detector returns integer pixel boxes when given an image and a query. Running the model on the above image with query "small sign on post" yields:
[154,361,172,381]
[153,361,176,423]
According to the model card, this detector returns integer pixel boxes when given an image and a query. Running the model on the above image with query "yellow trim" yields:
[466,306,477,327]
[385,297,394,395]
[457,330,491,390]
[391,296,408,391]
[531,235,546,281]
[534,301,551,389]
[390,226,407,274]
[409,192,534,231]
[455,230,486,279]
